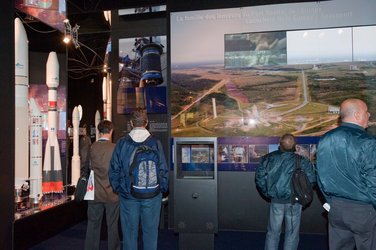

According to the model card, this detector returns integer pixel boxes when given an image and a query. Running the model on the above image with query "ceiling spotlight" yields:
[63,19,80,48]
[63,35,71,44]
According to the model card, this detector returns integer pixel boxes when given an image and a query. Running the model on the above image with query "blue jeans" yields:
[265,202,302,250]
[119,193,162,250]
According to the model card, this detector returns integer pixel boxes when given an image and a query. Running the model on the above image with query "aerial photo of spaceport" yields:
[171,61,376,137]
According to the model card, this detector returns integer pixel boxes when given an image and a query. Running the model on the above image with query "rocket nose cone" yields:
[15,18,28,79]
[47,51,58,64]
[95,110,101,121]
[46,51,59,88]
[15,18,27,44]
[47,52,59,70]
[72,107,80,127]
[72,106,80,119]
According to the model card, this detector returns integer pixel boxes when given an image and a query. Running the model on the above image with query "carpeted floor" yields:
[29,219,328,250]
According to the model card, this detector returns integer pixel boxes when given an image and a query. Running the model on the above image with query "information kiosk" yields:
[173,137,218,250]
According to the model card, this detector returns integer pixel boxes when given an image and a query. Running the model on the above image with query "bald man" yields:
[316,98,376,250]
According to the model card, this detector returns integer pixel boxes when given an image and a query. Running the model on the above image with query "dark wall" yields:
[67,75,103,130]
[0,1,14,249]
[218,172,327,233]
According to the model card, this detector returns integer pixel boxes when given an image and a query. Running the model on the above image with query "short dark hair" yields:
[130,108,148,127]
[97,120,113,134]
[279,133,296,152]
[82,123,88,134]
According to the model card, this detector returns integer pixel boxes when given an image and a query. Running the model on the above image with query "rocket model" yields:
[29,98,43,203]
[71,106,80,185]
[14,18,29,193]
[106,73,112,121]
[95,110,101,141]
[102,76,107,119]
[42,52,63,193]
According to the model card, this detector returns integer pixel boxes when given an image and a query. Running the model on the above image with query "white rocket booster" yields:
[14,18,29,190]
[29,98,43,203]
[106,73,112,121]
[71,106,81,185]
[42,52,63,193]
[95,110,101,141]
[102,76,107,119]
[212,98,217,119]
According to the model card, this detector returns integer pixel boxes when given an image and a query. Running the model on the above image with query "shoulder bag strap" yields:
[296,154,301,170]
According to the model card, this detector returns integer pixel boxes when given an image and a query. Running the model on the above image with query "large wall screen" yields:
[170,0,376,138]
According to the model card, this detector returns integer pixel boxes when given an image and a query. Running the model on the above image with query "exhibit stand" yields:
[173,137,218,250]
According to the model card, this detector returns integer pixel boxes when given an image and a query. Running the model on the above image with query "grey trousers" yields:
[84,200,120,250]
[329,198,376,250]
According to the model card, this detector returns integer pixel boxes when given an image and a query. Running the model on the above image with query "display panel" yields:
[118,36,167,114]
[225,31,287,68]
[171,137,318,172]
[216,137,318,171]
[15,0,66,32]
[170,0,376,138]
[175,143,215,179]
[119,5,166,16]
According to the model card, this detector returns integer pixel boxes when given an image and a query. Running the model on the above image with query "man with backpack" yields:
[255,134,316,250]
[109,108,169,250]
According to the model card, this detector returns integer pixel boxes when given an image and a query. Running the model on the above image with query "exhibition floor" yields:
[29,219,328,250]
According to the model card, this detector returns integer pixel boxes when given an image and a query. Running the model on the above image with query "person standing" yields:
[84,120,120,250]
[316,98,376,250]
[255,134,316,250]
[79,123,91,169]
[109,108,169,250]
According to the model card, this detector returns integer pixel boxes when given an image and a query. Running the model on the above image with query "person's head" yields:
[340,99,370,128]
[82,124,88,135]
[97,120,113,135]
[279,133,296,152]
[130,108,148,128]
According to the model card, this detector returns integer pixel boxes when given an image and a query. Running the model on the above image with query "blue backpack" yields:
[129,136,161,199]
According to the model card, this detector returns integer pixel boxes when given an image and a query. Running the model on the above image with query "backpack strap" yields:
[291,154,301,205]
[296,154,301,170]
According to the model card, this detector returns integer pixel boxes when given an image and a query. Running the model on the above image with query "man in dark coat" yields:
[84,120,120,250]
